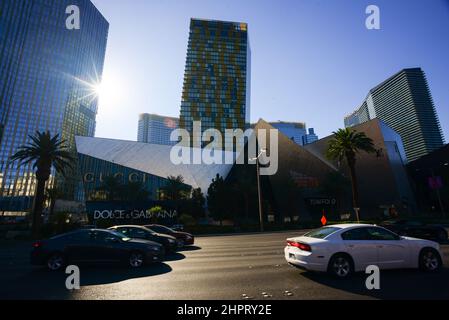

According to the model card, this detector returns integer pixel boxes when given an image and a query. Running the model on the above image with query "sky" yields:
[90,0,449,142]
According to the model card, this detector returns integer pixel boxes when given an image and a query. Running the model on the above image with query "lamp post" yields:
[250,148,267,232]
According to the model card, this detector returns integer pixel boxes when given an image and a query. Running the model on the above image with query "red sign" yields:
[321,215,327,226]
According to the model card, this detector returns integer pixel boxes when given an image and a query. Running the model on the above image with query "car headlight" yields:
[150,246,160,251]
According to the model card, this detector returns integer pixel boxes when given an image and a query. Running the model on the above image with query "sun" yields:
[93,73,123,105]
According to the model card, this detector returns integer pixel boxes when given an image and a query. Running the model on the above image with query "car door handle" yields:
[377,245,384,248]
[348,245,355,248]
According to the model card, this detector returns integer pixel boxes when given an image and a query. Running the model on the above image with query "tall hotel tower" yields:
[0,0,109,214]
[344,68,444,162]
[179,19,251,150]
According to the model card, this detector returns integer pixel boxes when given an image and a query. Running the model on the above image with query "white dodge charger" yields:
[285,224,443,278]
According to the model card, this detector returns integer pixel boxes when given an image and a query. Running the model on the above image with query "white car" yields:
[285,224,443,278]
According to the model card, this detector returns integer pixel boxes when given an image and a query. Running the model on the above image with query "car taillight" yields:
[32,241,43,249]
[287,240,311,252]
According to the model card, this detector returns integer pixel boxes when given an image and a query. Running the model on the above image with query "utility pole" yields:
[256,157,263,232]
[251,149,266,233]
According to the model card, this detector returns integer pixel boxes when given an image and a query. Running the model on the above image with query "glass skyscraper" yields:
[137,113,179,146]
[269,121,319,146]
[0,0,109,215]
[179,18,251,150]
[344,68,445,162]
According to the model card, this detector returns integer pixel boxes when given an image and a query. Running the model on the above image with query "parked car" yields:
[144,224,194,247]
[108,225,178,253]
[31,229,164,271]
[380,220,448,243]
[285,224,443,278]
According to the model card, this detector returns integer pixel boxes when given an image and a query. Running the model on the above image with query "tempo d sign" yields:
[93,209,177,220]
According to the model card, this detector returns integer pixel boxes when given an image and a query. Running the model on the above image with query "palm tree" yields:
[162,175,190,201]
[326,128,376,221]
[97,175,123,201]
[10,131,75,237]
[45,186,62,220]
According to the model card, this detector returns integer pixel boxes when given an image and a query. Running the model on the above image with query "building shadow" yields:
[0,262,172,299]
[301,267,449,299]
[78,262,172,286]
[177,245,201,252]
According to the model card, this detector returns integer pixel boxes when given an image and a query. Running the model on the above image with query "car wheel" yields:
[328,254,354,278]
[47,253,65,271]
[419,248,442,272]
[129,251,145,268]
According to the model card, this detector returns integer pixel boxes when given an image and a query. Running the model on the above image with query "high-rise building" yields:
[179,18,251,150]
[344,68,445,162]
[138,113,179,146]
[304,128,318,145]
[269,121,319,146]
[0,0,109,215]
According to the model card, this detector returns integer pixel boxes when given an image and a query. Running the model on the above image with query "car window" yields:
[341,227,372,240]
[303,227,340,239]
[115,228,130,236]
[405,221,423,226]
[366,227,399,240]
[93,231,122,243]
[129,228,148,238]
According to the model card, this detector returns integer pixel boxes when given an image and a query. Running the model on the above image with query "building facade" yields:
[307,118,416,218]
[179,18,251,150]
[269,121,319,146]
[344,68,445,162]
[137,113,179,145]
[407,144,449,216]
[0,0,109,215]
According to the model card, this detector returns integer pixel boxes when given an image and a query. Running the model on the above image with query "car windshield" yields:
[303,227,340,239]
[108,230,131,241]
[151,225,173,233]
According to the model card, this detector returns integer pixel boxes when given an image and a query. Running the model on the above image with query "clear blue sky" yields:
[91,0,449,142]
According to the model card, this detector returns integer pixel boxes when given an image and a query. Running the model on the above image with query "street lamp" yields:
[250,148,267,232]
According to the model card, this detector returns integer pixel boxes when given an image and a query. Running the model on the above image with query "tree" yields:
[231,168,257,222]
[161,175,191,201]
[207,174,231,225]
[122,181,150,202]
[96,175,123,201]
[326,128,376,220]
[10,131,75,237]
[45,186,62,220]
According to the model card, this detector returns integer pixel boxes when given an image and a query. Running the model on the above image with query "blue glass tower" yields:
[0,0,109,215]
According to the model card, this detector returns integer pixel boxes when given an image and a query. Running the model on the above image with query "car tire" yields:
[328,254,354,279]
[419,248,442,272]
[47,253,65,271]
[129,251,145,268]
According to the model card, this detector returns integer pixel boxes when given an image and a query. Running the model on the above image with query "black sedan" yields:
[31,229,164,271]
[109,225,178,253]
[380,220,448,243]
[144,224,194,247]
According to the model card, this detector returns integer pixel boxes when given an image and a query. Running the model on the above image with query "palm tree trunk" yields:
[348,163,360,218]
[32,178,47,238]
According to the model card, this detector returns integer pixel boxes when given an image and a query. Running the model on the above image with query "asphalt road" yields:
[0,230,448,300]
